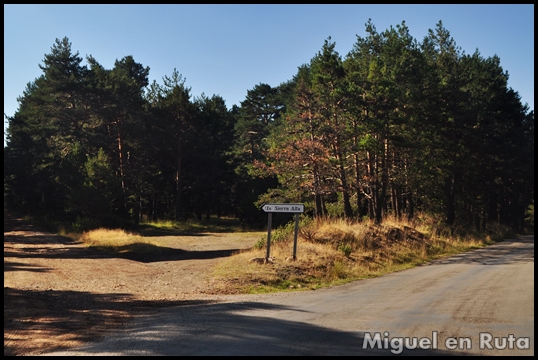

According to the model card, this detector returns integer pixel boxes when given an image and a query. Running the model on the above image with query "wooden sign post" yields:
[261,204,304,261]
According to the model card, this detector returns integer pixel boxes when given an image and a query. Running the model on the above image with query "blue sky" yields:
[4,4,534,146]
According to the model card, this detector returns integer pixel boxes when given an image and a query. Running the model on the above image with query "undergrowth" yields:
[211,212,516,294]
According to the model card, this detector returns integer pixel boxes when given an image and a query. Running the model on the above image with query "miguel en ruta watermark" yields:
[362,331,531,354]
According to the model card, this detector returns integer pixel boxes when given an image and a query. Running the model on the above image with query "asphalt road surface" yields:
[42,235,534,356]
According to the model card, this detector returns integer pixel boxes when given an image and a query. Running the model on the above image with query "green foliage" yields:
[3,25,533,235]
[254,215,311,250]
[71,216,98,233]
[254,236,266,250]
[338,243,353,257]
[525,202,534,228]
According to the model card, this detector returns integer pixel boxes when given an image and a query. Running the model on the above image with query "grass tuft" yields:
[78,228,159,251]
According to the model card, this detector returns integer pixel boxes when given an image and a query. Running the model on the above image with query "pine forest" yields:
[4,21,534,233]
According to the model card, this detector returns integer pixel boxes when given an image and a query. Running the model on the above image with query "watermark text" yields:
[362,331,530,354]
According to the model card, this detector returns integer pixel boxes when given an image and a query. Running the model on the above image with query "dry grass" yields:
[77,228,160,251]
[211,213,506,294]
[140,216,246,233]
[72,214,513,295]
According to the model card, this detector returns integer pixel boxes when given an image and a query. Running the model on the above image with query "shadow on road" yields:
[53,300,470,356]
[425,236,534,266]
[4,261,53,273]
[3,287,215,356]
[3,241,243,263]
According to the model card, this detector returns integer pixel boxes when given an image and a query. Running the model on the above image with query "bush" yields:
[254,215,312,250]
[338,244,352,257]
[71,216,98,233]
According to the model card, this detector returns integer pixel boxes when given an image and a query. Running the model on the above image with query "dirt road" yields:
[38,235,534,356]
[4,213,261,356]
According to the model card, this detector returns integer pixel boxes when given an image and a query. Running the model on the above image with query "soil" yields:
[4,213,262,356]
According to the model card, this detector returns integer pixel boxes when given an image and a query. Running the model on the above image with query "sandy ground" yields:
[4,213,261,356]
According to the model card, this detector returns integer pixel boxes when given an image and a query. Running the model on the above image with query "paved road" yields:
[42,235,534,356]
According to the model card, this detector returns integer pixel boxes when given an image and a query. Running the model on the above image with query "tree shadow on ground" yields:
[135,225,211,237]
[3,287,216,356]
[4,215,247,263]
[4,261,53,272]
[35,299,471,356]
[4,240,244,263]
[423,236,534,266]
[135,219,247,237]
[88,244,244,263]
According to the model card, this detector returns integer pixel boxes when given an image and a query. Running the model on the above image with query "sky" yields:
[4,4,534,146]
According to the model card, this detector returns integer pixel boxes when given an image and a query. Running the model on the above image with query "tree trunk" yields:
[445,174,456,226]
[315,193,323,219]
[375,138,389,224]
[367,150,376,221]
[117,118,127,212]
[175,137,182,221]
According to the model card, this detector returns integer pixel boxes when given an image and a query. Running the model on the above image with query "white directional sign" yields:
[262,203,304,213]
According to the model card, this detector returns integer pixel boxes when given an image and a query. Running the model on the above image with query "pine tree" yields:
[232,83,283,225]
[5,37,91,217]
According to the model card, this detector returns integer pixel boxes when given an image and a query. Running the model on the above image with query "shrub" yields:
[338,244,352,257]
